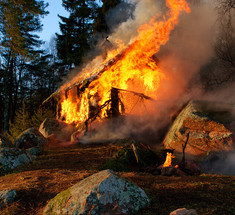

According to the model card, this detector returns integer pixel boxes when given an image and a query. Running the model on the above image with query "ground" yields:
[0,143,234,215]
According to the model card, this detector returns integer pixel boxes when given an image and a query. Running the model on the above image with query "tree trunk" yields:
[4,55,13,132]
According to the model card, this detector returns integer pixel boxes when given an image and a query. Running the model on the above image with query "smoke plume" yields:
[82,0,219,143]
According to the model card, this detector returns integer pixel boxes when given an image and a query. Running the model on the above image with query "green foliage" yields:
[9,102,31,140]
[0,0,48,58]
[100,148,159,172]
[9,102,55,141]
[31,109,55,128]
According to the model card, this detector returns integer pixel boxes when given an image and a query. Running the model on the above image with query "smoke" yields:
[78,0,222,145]
[201,150,235,176]
[156,1,217,100]
[100,1,217,137]
[109,0,163,45]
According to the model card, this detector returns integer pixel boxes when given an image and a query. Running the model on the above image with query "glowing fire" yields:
[60,0,191,126]
[163,152,175,167]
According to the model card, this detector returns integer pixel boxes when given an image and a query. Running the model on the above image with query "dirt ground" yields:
[0,143,234,215]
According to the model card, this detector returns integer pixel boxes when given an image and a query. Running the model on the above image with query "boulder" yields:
[0,134,14,148]
[0,190,17,207]
[26,147,43,156]
[44,169,150,215]
[164,101,235,156]
[170,208,198,215]
[14,128,46,150]
[39,118,76,142]
[0,148,31,171]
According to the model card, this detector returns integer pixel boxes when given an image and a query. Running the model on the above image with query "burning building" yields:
[43,0,191,133]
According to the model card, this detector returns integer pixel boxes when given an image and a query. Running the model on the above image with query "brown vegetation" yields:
[0,143,234,215]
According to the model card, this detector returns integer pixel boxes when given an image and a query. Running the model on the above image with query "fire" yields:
[163,152,175,167]
[60,0,191,126]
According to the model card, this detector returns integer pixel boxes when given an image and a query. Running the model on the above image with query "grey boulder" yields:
[44,169,150,215]
[14,128,46,148]
[14,128,46,156]
[0,148,32,171]
[39,118,76,142]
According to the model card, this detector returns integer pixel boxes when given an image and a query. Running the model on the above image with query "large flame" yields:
[60,0,190,126]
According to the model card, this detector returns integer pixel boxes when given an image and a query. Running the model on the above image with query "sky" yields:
[38,0,69,42]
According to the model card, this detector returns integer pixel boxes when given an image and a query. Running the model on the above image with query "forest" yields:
[0,0,234,139]
[0,1,234,214]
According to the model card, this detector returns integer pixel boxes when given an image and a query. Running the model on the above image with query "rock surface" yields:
[39,118,76,141]
[14,128,46,150]
[0,135,14,148]
[170,208,198,215]
[0,148,31,170]
[44,169,150,215]
[164,101,235,156]
[0,190,17,207]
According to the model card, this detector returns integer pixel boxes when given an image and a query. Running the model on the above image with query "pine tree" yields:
[9,100,31,140]
[0,0,48,132]
[56,0,99,67]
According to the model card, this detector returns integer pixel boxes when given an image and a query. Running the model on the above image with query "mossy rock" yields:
[44,189,71,214]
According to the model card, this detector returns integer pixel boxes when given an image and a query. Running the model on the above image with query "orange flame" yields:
[60,0,190,126]
[163,152,175,167]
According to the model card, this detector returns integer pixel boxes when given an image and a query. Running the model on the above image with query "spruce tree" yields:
[56,0,99,67]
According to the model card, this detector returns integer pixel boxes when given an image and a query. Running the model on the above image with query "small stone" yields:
[0,190,17,206]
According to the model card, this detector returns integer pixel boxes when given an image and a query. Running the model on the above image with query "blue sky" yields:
[38,0,69,42]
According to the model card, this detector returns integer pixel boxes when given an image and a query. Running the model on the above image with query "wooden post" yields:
[131,142,140,165]
[110,87,120,118]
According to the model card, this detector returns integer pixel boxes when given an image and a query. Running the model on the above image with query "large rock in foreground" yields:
[164,101,234,156]
[44,169,150,215]
[0,148,31,170]
[39,118,76,142]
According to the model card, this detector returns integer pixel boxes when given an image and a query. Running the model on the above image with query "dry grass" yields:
[0,143,234,215]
